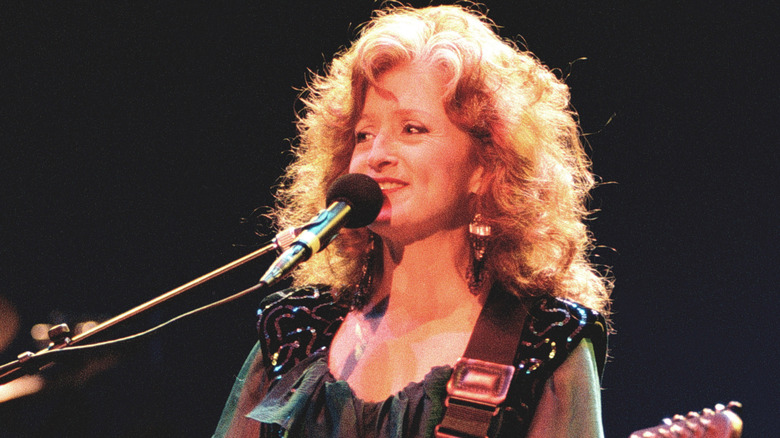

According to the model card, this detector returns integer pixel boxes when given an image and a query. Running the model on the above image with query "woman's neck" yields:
[367,227,485,327]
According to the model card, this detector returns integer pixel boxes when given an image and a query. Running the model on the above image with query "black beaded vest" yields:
[255,285,607,437]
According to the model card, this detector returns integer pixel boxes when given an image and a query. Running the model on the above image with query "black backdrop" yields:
[2,2,777,436]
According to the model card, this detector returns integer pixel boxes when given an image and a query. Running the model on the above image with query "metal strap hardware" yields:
[435,358,516,438]
[448,358,516,406]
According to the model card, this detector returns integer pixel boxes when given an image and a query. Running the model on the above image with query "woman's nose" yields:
[366,133,398,171]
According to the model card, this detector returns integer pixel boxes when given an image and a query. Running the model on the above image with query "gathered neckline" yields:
[248,348,453,437]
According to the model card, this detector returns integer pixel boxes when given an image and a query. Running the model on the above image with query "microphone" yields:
[258,173,382,287]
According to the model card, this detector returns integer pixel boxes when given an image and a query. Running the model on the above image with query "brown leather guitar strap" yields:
[435,286,527,438]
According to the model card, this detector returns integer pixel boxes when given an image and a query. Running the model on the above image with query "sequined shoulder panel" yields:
[516,297,607,378]
[498,296,607,436]
[256,285,349,382]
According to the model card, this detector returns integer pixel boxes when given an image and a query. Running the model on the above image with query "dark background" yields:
[2,1,777,436]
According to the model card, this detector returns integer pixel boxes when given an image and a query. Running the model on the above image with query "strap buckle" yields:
[435,358,516,438]
[447,357,516,406]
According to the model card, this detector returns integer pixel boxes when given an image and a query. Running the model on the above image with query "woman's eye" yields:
[403,123,427,134]
[355,131,373,143]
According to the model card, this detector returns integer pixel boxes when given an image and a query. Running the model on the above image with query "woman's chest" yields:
[328,313,473,402]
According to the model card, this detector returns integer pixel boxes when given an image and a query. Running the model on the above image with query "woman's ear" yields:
[468,164,485,195]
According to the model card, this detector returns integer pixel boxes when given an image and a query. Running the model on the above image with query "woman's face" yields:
[348,63,483,243]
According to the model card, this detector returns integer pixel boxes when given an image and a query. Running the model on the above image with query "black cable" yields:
[18,282,266,370]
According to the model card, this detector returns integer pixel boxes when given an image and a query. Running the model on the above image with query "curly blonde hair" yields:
[272,4,611,314]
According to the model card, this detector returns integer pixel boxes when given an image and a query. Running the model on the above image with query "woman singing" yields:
[215,4,611,437]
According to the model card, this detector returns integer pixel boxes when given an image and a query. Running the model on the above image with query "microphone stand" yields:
[0,229,296,386]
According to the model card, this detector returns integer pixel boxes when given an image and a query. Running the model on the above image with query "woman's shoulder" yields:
[257,285,350,380]
[488,295,608,434]
[520,295,608,377]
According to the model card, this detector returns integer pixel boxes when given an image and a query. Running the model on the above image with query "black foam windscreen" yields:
[326,173,383,228]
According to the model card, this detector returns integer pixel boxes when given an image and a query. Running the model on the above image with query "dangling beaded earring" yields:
[352,232,377,310]
[468,213,492,294]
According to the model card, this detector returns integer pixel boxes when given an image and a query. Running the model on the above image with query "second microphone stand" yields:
[0,228,299,386]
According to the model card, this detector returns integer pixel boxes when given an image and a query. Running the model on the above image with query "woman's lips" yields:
[369,178,405,222]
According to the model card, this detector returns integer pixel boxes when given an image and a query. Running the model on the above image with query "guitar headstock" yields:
[629,401,743,438]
